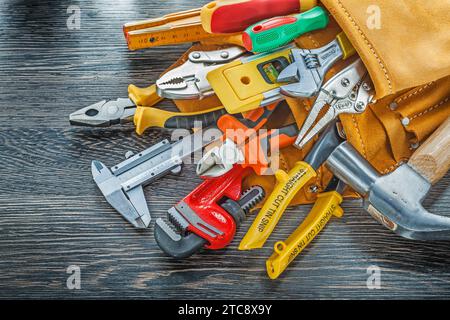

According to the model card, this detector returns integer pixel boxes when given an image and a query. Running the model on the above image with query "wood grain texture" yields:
[0,0,450,299]
[409,117,450,185]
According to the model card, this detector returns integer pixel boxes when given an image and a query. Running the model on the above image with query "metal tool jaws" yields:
[295,59,373,149]
[155,208,208,259]
[155,185,265,259]
[92,160,151,228]
[156,47,247,100]
[278,38,344,98]
[278,54,323,98]
[156,62,209,100]
[326,142,450,240]
[155,201,228,259]
[304,120,344,171]
[91,127,223,229]
[69,98,136,127]
[196,139,244,178]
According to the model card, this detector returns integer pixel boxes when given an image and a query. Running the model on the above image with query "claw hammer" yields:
[326,117,450,240]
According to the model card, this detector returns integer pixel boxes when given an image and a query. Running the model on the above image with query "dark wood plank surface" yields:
[0,0,449,299]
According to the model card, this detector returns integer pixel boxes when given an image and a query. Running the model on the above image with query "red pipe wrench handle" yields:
[184,165,251,249]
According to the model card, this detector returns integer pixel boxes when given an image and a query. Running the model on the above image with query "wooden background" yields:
[0,0,449,299]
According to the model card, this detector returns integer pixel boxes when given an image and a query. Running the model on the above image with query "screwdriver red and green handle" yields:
[202,0,319,33]
[243,6,329,53]
[202,0,329,53]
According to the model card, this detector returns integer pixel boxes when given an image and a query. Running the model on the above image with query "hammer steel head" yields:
[364,165,450,240]
[326,142,450,240]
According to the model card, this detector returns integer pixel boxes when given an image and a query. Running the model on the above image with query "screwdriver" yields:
[243,6,329,53]
[201,0,318,34]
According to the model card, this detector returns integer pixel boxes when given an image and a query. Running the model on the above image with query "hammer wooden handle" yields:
[409,117,450,185]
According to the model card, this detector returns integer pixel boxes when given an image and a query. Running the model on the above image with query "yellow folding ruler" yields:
[123,8,243,51]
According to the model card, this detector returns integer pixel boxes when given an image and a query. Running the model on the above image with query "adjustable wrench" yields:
[277,32,356,98]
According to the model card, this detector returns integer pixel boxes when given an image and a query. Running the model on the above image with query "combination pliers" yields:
[69,47,246,134]
[156,46,247,99]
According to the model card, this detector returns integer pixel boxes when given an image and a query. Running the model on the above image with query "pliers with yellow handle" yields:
[69,84,227,135]
[266,176,346,279]
[239,120,344,250]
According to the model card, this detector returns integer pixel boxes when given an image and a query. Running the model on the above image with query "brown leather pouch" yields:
[156,1,450,206]
[321,0,450,98]
[247,1,450,205]
[319,0,450,171]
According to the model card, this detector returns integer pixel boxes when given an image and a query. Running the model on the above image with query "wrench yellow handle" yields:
[239,161,317,250]
[266,190,343,279]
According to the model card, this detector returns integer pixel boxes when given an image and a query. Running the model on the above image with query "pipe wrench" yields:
[69,84,226,135]
[295,58,374,148]
[266,176,345,279]
[239,120,344,250]
[92,103,279,228]
[156,47,247,100]
[155,165,265,259]
[277,32,356,98]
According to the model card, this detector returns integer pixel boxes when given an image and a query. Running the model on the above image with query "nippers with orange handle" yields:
[196,121,299,177]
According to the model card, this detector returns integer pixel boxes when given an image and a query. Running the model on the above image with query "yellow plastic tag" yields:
[336,32,356,60]
[266,190,344,279]
[239,161,317,250]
